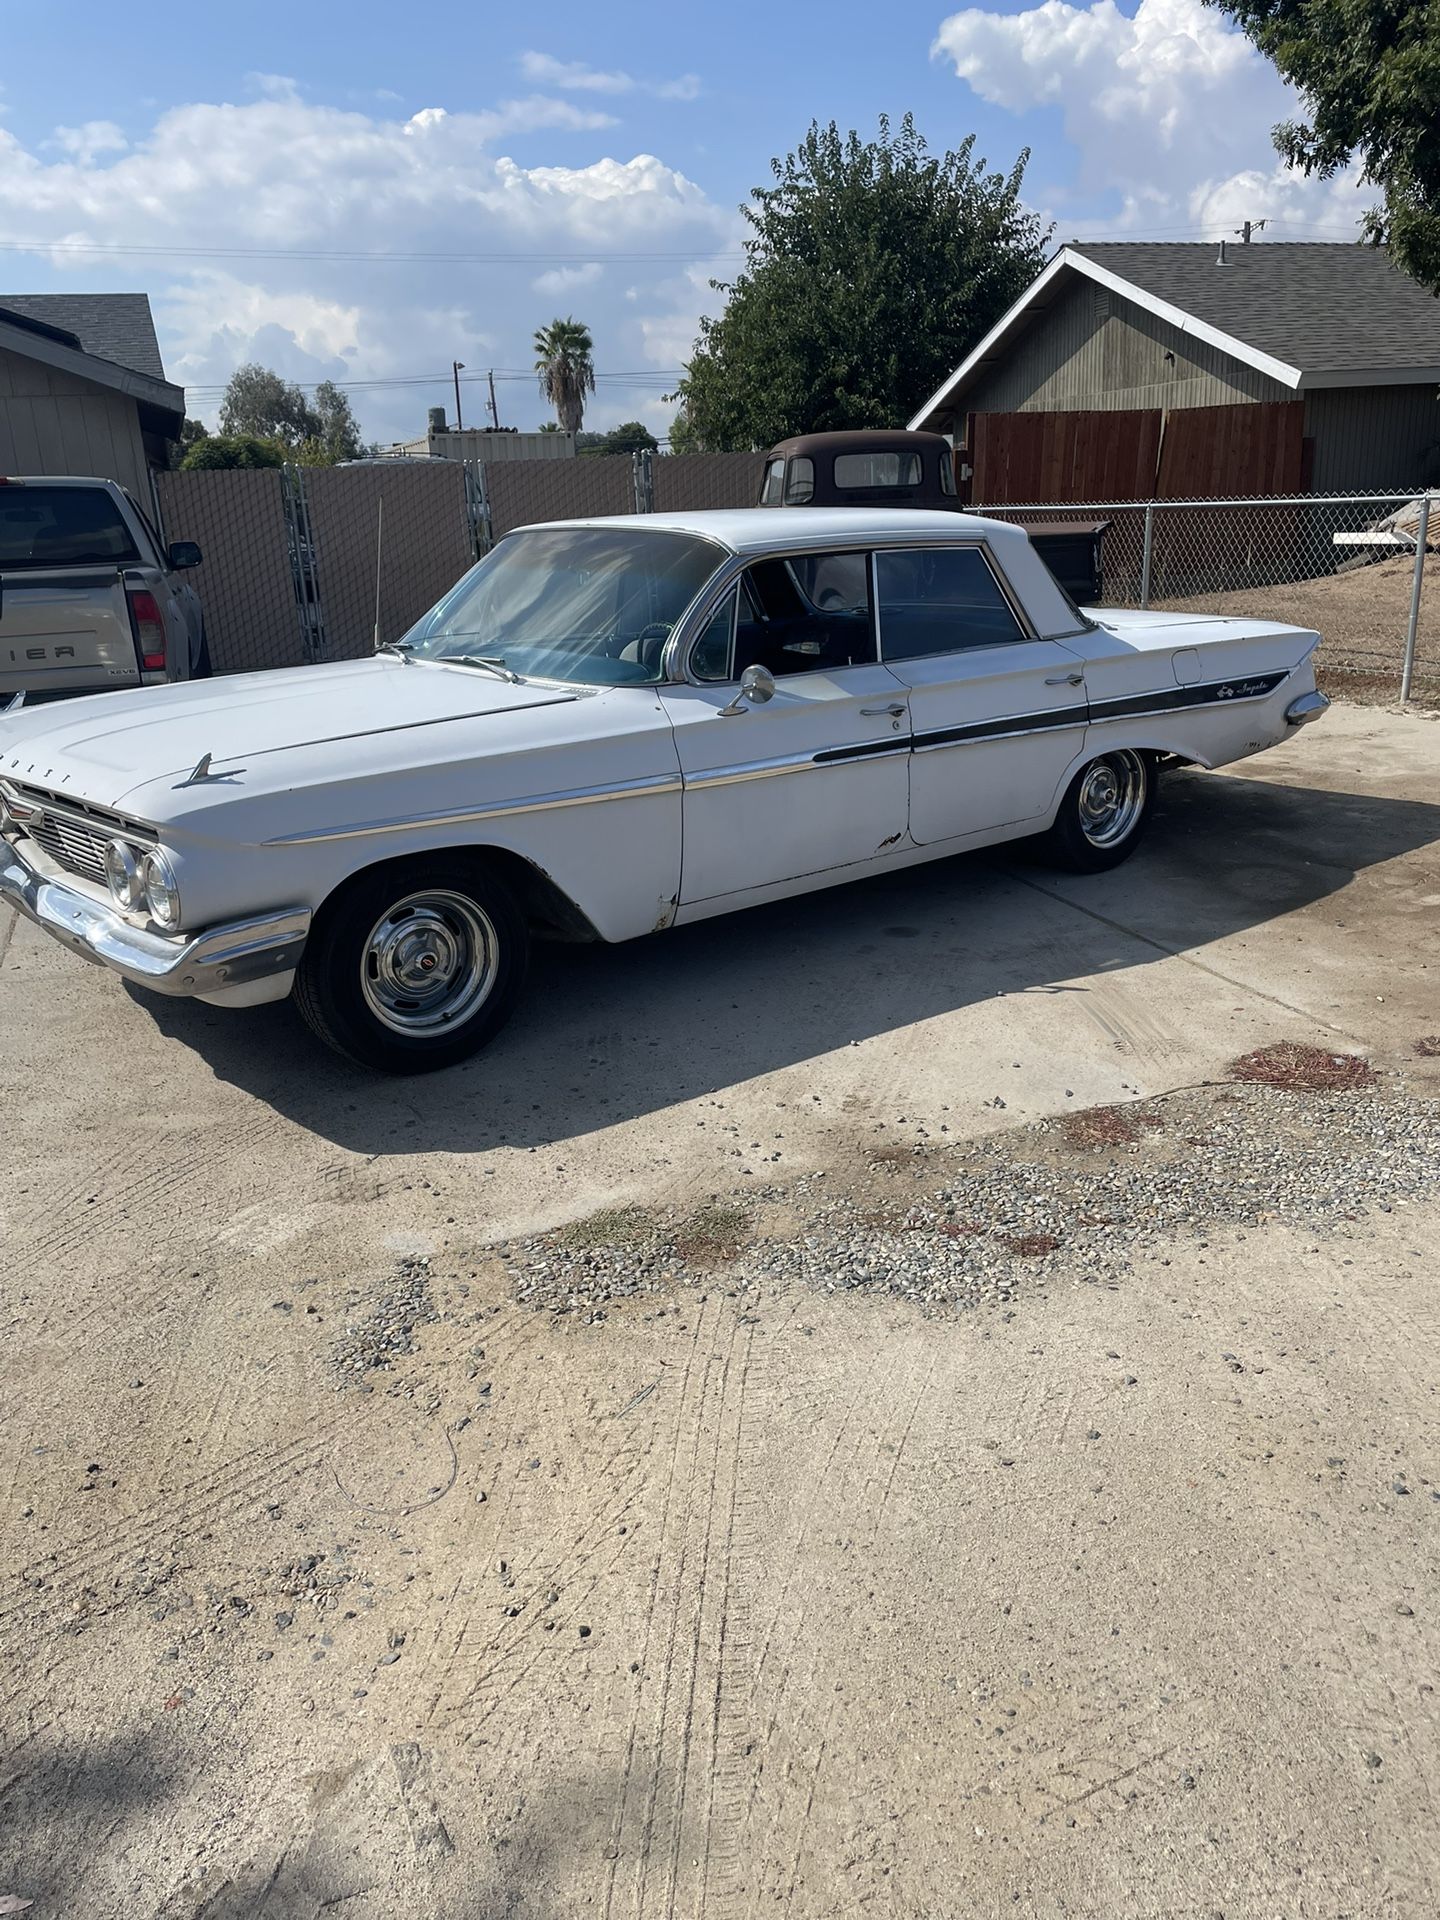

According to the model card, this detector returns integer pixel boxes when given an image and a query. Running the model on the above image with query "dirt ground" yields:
[2,702,1439,1919]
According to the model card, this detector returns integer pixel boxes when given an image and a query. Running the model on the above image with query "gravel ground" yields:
[502,1071,1440,1318]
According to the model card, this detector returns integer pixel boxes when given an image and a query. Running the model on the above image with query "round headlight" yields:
[104,838,143,911]
[141,848,181,930]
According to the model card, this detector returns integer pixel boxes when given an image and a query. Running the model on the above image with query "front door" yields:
[660,553,911,905]
[873,545,1089,845]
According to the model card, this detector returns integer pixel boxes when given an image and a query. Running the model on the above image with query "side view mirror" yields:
[719,663,776,716]
[168,540,203,570]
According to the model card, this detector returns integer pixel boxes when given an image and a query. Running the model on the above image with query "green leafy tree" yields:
[593,420,659,455]
[1206,0,1440,290]
[216,364,368,460]
[180,433,286,470]
[534,317,596,434]
[166,417,209,469]
[672,114,1050,450]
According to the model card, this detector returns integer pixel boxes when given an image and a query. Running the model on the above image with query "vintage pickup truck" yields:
[0,505,1327,1074]
[1,475,207,702]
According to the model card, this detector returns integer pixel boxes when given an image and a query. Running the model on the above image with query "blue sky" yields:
[0,0,1375,442]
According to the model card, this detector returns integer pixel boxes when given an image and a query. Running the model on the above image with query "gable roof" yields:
[0,293,168,380]
[0,292,182,434]
[909,242,1440,431]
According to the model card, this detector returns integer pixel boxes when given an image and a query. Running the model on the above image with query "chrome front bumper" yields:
[1285,690,1330,728]
[0,842,310,998]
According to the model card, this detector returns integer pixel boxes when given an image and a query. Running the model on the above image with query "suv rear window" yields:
[0,486,140,569]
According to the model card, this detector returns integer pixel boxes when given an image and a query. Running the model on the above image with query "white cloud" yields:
[47,121,128,164]
[532,262,602,295]
[0,92,733,441]
[519,51,701,103]
[932,0,1378,237]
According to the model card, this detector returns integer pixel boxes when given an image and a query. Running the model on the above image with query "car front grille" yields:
[3,781,154,887]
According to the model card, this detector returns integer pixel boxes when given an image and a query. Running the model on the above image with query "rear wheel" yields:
[294,855,528,1073]
[1038,749,1155,872]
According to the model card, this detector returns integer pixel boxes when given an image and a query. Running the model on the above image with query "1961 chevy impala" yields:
[0,507,1328,1073]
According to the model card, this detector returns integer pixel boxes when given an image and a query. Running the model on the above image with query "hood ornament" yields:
[179,752,247,786]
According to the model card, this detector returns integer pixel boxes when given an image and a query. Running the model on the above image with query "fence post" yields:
[1139,503,1155,608]
[633,448,654,514]
[463,459,492,559]
[282,464,326,664]
[1401,493,1430,705]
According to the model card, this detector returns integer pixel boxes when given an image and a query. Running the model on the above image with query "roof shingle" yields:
[1069,242,1440,375]
[0,292,168,381]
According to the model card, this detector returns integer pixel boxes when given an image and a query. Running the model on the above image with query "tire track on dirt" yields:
[602,1299,755,1920]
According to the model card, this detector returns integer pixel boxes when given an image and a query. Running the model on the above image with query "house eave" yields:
[909,244,1317,430]
[0,313,184,433]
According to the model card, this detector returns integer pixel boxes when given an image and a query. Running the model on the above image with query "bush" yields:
[180,434,286,471]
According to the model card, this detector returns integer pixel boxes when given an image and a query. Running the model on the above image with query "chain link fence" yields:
[155,462,1436,705]
[977,493,1438,705]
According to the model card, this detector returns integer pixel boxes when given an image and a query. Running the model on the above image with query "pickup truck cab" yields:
[757,430,1109,604]
[0,475,206,702]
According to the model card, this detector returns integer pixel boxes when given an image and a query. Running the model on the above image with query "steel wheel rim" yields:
[360,890,498,1036]
[1077,751,1146,849]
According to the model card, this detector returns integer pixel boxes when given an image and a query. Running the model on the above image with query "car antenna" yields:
[372,494,384,651]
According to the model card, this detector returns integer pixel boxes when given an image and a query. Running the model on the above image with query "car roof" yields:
[522,506,1026,557]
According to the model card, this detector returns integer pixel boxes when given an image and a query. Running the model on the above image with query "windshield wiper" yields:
[448,654,524,684]
[376,640,415,661]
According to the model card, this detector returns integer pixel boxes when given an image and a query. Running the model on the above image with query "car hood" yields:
[0,656,583,812]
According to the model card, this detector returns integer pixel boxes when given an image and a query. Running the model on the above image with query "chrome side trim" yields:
[262,771,682,847]
[0,844,309,998]
[686,751,820,789]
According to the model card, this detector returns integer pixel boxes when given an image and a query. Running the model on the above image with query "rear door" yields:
[0,483,143,696]
[874,544,1088,845]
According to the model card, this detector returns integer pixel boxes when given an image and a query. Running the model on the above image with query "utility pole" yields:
[488,369,500,430]
[1234,219,1268,244]
[452,360,465,432]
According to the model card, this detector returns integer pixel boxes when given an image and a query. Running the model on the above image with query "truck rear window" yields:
[0,486,140,569]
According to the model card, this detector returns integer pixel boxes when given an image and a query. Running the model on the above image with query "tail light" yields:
[127,588,167,672]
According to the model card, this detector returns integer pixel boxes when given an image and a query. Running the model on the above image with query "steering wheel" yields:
[633,621,673,675]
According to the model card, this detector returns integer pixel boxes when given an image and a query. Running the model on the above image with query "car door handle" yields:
[860,703,907,717]
[1045,672,1084,686]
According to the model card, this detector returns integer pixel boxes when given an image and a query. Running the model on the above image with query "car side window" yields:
[875,547,1025,660]
[759,459,785,506]
[692,587,737,681]
[728,551,876,679]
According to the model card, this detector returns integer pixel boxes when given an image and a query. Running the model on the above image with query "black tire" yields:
[294,854,529,1073]
[1037,749,1156,873]
[190,625,213,680]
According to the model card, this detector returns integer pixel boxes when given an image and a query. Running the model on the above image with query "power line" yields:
[0,236,742,266]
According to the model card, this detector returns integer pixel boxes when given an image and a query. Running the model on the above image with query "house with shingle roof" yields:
[0,292,184,496]
[910,243,1440,498]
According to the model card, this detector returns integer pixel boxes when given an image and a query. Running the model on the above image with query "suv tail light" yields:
[127,588,167,672]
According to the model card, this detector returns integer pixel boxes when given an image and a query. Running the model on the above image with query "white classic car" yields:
[0,507,1327,1073]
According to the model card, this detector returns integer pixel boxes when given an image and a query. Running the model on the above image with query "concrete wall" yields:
[0,343,151,494]
[963,281,1291,417]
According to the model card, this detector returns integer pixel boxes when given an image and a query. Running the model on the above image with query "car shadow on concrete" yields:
[135,770,1440,1156]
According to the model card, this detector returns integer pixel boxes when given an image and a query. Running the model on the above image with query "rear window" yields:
[835,451,921,490]
[0,486,140,569]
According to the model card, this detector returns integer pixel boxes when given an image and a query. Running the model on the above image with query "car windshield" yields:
[405,526,724,687]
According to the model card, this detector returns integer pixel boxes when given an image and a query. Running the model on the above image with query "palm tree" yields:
[534,317,596,435]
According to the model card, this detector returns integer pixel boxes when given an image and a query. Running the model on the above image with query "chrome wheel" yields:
[360,889,498,1036]
[1076,751,1147,849]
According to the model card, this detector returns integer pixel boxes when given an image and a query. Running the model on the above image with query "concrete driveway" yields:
[1,701,1437,1917]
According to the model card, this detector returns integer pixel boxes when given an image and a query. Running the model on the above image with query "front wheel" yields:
[294,855,529,1073]
[1037,749,1155,872]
